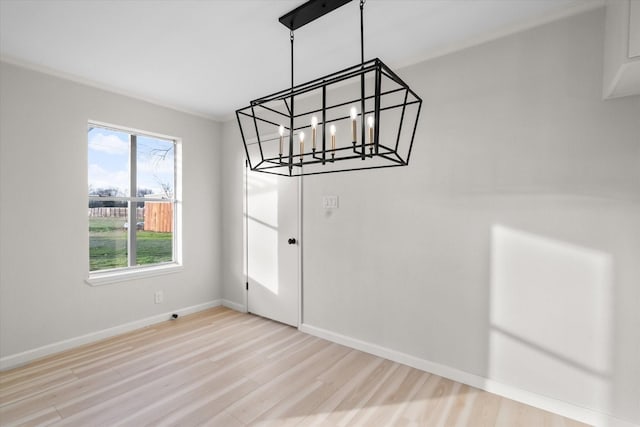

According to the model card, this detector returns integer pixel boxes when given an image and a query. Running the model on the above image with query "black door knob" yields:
[288,238,297,245]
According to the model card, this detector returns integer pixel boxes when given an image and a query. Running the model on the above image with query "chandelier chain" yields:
[290,29,295,173]
[360,0,365,66]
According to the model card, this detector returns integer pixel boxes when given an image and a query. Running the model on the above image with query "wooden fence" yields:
[88,204,173,232]
[88,207,134,218]
[144,203,173,233]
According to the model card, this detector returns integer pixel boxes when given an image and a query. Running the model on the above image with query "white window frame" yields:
[86,120,183,286]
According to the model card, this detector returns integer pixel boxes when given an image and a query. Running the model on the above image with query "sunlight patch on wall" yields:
[490,224,613,413]
[247,173,279,295]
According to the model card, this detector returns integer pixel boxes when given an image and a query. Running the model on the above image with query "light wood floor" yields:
[0,307,589,427]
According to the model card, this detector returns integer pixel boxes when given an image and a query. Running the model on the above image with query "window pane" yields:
[88,127,130,197]
[88,204,128,271]
[88,123,178,275]
[136,136,174,198]
[136,201,173,266]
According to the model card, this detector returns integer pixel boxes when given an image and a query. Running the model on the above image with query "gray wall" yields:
[0,61,222,359]
[221,120,245,308]
[223,9,640,424]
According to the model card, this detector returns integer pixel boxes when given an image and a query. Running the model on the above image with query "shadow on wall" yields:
[490,224,613,423]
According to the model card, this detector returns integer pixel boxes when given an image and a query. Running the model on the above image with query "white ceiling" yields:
[0,0,603,120]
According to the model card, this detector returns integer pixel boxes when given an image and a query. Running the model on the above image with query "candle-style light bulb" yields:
[278,125,284,157]
[299,131,305,163]
[330,124,336,160]
[350,106,357,143]
[311,116,318,151]
[367,116,374,144]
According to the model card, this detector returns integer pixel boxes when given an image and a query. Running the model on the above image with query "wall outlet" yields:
[154,290,163,304]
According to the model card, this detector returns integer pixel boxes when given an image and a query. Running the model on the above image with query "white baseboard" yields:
[222,299,247,313]
[0,300,221,371]
[299,323,637,427]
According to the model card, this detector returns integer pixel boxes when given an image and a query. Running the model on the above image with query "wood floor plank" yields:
[147,377,258,427]
[0,305,231,384]
[465,388,502,427]
[440,383,476,427]
[113,366,255,426]
[114,330,310,426]
[396,372,457,425]
[70,310,253,378]
[0,307,591,427]
[54,353,209,418]
[0,406,61,427]
[320,359,400,426]
[0,369,78,408]
[347,364,416,426]
[352,366,428,427]
[227,341,352,424]
[297,352,388,426]
[0,369,119,425]
[251,379,326,427]
[54,359,221,426]
[0,343,134,388]
[252,351,390,426]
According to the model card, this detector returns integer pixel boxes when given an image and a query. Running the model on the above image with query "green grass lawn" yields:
[89,217,172,271]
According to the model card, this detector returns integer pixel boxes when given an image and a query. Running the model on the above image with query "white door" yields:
[245,166,299,327]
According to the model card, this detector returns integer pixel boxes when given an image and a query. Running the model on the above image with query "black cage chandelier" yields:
[236,0,422,176]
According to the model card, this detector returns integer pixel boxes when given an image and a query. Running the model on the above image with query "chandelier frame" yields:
[236,0,422,177]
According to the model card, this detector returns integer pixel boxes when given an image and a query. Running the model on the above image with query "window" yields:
[88,122,180,281]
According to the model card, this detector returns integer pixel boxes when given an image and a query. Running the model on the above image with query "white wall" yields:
[0,62,222,363]
[223,8,640,425]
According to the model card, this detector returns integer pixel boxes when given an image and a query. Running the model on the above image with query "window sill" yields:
[86,263,183,286]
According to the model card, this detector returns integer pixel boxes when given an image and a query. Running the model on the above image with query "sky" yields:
[88,126,175,197]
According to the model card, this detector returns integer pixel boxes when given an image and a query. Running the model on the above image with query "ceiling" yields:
[0,0,603,120]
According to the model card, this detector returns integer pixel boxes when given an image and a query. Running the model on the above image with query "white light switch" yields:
[322,195,339,209]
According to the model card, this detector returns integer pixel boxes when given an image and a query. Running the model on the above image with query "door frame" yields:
[297,174,303,326]
[243,161,303,327]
